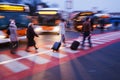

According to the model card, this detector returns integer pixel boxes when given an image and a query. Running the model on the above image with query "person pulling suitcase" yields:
[59,19,66,46]
[51,19,66,52]
[81,17,93,49]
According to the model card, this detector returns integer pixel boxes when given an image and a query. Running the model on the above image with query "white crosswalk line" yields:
[43,51,67,58]
[92,44,98,47]
[64,43,71,48]
[37,48,49,53]
[66,40,74,43]
[0,54,29,73]
[60,47,80,53]
[93,39,108,42]
[17,51,50,64]
[1,31,120,72]
[92,41,105,44]
[45,45,53,49]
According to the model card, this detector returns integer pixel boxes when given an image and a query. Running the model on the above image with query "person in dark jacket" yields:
[26,23,38,52]
[81,17,93,49]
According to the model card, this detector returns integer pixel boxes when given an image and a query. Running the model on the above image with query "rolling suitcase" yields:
[70,41,80,50]
[51,42,61,51]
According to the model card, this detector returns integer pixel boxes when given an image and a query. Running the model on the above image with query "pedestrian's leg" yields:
[81,35,86,49]
[10,42,16,54]
[26,39,30,51]
[33,41,38,53]
[34,44,38,50]
[60,34,63,43]
[10,42,13,54]
[60,34,64,46]
[62,35,66,44]
[25,42,29,52]
[33,40,37,50]
[88,35,92,47]
[15,41,19,52]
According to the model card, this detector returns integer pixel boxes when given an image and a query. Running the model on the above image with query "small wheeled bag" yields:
[70,41,80,50]
[51,42,61,51]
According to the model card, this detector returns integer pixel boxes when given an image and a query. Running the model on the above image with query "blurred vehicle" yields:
[0,2,30,39]
[72,11,96,32]
[94,13,112,29]
[72,12,112,32]
[34,8,62,34]
[0,30,6,39]
[109,16,120,27]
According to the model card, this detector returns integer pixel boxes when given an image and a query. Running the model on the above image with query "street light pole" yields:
[66,0,72,18]
[65,0,73,29]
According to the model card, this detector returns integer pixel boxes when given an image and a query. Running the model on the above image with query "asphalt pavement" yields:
[0,25,120,80]
[20,38,120,80]
[21,27,120,80]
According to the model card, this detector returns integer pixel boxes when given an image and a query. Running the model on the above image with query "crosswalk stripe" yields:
[17,51,50,64]
[0,50,52,65]
[37,48,48,52]
[92,41,105,44]
[60,47,80,53]
[1,31,120,75]
[91,40,111,43]
[0,54,29,73]
[43,51,67,58]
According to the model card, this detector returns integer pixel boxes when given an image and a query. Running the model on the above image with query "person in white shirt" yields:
[59,19,66,46]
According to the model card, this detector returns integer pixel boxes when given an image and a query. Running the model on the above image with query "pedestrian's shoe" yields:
[35,47,38,50]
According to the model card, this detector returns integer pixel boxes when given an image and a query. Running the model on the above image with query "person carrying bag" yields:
[81,17,93,49]
[9,19,19,54]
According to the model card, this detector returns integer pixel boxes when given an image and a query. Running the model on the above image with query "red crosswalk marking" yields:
[0,31,120,80]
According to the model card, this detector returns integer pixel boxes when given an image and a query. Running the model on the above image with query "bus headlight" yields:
[53,26,60,32]
[0,31,6,39]
[34,26,42,34]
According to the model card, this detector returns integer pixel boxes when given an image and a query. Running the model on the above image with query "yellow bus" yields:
[0,3,30,38]
[34,8,62,34]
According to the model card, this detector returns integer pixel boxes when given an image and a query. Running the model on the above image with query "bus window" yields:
[35,8,62,34]
[0,3,30,38]
[72,11,95,32]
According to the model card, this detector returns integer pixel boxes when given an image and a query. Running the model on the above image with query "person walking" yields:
[26,23,39,52]
[9,19,18,54]
[81,17,93,49]
[59,19,66,46]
